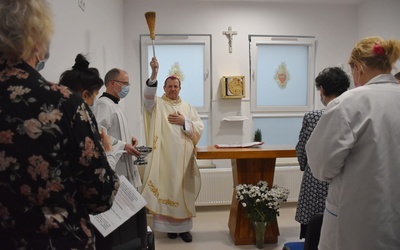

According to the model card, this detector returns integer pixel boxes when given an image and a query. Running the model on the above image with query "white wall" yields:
[42,0,141,133]
[43,0,125,86]
[123,0,359,167]
[43,0,399,168]
[357,0,400,72]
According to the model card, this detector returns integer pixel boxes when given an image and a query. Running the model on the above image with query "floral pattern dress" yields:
[295,110,328,235]
[0,56,119,249]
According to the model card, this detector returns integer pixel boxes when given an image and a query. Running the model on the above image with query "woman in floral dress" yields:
[0,1,119,249]
[295,67,350,239]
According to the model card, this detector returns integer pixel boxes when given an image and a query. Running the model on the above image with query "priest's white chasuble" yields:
[142,85,203,232]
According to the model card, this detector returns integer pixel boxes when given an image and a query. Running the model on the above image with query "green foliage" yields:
[253,128,262,142]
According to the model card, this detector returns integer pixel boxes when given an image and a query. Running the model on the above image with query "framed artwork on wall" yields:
[221,75,245,99]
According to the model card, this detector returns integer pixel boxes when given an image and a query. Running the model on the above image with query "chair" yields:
[282,242,304,250]
[282,213,323,250]
[112,207,155,250]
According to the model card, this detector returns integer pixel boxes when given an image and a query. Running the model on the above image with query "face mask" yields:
[83,91,95,107]
[35,51,50,71]
[118,85,130,99]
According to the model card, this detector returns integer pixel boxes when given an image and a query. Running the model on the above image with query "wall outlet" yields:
[78,0,85,12]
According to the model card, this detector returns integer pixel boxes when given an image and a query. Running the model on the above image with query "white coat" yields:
[306,74,400,250]
[93,96,141,188]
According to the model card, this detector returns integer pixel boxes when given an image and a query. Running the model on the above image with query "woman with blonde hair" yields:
[306,36,400,250]
[0,1,119,249]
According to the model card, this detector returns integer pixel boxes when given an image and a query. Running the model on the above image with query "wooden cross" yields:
[223,26,237,53]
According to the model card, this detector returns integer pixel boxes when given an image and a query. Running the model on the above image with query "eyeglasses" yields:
[112,80,130,86]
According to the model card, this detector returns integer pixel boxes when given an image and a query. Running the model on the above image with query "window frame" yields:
[140,34,211,113]
[139,34,212,151]
[249,35,316,113]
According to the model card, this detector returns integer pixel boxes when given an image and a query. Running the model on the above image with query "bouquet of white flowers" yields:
[235,181,290,223]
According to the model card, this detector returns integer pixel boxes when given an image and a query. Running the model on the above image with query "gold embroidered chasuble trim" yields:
[147,180,179,207]
[142,94,203,219]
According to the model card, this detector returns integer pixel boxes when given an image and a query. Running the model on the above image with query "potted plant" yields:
[253,128,262,142]
[235,181,289,249]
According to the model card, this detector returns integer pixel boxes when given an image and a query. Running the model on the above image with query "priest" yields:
[141,57,204,243]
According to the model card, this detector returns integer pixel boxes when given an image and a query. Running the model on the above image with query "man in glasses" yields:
[93,68,141,186]
[92,68,145,248]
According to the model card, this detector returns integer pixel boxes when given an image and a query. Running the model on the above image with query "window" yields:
[252,116,303,146]
[140,35,211,147]
[249,35,316,146]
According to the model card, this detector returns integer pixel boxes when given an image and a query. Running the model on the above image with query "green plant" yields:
[253,128,262,142]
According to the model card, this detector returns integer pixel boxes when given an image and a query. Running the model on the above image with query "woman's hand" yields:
[100,127,112,152]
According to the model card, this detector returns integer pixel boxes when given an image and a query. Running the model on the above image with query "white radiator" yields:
[195,166,302,206]
[273,166,302,202]
[196,168,233,206]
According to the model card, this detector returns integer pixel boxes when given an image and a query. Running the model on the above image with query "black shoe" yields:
[180,232,192,243]
[167,233,178,239]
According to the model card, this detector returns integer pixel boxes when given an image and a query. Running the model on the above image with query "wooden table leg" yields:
[228,158,279,245]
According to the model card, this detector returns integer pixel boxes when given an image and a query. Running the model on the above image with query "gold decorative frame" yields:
[221,75,245,99]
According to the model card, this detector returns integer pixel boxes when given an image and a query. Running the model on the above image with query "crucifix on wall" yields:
[223,26,237,53]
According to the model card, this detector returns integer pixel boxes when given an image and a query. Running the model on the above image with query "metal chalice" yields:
[133,146,152,165]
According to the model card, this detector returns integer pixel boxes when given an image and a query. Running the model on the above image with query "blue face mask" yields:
[118,85,130,99]
[35,51,50,71]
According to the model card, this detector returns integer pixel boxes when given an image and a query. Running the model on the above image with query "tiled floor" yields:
[147,202,302,250]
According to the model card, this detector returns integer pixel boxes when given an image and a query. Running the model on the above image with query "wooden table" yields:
[195,145,296,245]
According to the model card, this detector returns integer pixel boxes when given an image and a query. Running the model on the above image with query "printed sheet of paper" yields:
[89,175,147,237]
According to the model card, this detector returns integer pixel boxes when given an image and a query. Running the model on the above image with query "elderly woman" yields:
[0,1,119,249]
[306,36,400,249]
[295,67,350,240]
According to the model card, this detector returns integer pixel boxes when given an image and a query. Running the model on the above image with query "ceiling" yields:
[189,0,366,4]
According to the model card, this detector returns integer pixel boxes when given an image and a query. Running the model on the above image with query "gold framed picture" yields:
[221,75,245,99]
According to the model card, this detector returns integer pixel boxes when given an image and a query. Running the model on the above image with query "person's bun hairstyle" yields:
[72,54,89,71]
